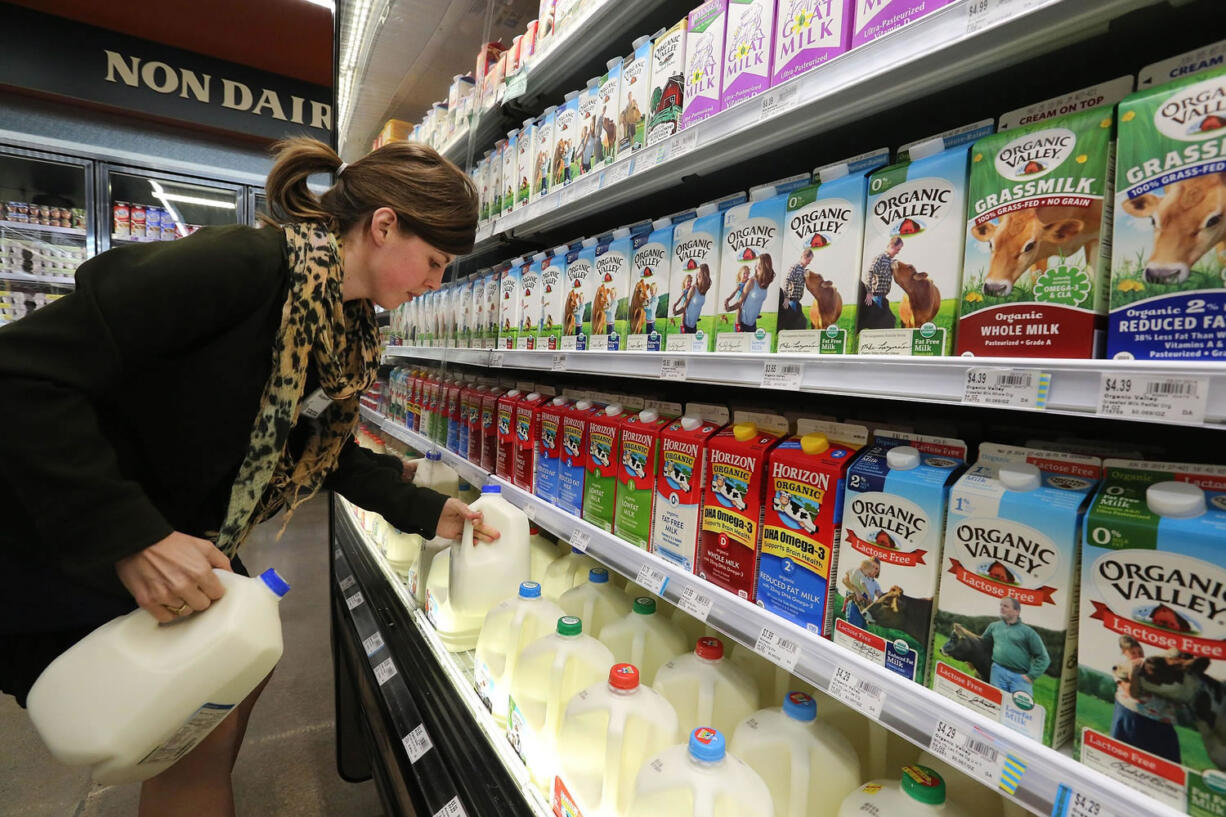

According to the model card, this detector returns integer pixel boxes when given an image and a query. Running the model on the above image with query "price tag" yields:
[761,83,800,118]
[433,797,467,817]
[340,575,356,592]
[374,657,398,686]
[490,351,505,368]
[928,720,1006,788]
[677,585,714,622]
[570,529,591,553]
[362,632,385,657]
[962,367,1050,410]
[762,361,803,390]
[966,0,1044,34]
[754,626,801,672]
[346,592,365,611]
[552,353,567,372]
[402,724,434,763]
[523,502,538,522]
[648,142,671,169]
[635,564,670,596]
[504,72,528,101]
[672,130,698,159]
[602,160,633,188]
[827,666,886,720]
[1097,373,1208,425]
[300,387,335,419]
[660,357,688,381]
[1052,784,1116,817]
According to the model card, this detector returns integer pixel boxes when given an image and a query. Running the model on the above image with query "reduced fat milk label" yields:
[683,0,728,128]
[557,405,597,517]
[628,226,673,351]
[773,0,851,85]
[665,211,722,351]
[535,402,568,504]
[652,420,719,570]
[715,195,787,352]
[561,244,597,351]
[646,20,687,146]
[723,0,773,109]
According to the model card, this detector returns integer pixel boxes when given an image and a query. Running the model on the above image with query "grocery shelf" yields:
[111,234,168,244]
[0,271,75,286]
[382,346,1226,429]
[355,406,1186,817]
[0,220,86,237]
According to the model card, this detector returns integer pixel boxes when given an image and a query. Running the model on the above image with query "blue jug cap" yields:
[688,727,725,763]
[260,568,290,598]
[589,567,609,583]
[482,484,501,494]
[426,451,442,461]
[519,581,542,598]
[570,545,585,554]
[782,691,817,722]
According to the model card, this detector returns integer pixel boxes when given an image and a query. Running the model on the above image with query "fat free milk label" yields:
[683,0,728,128]
[1110,69,1226,361]
[591,236,633,350]
[773,0,851,85]
[722,0,774,109]
[716,196,787,352]
[665,212,722,351]
[614,416,670,549]
[628,228,672,350]
[582,416,621,532]
[519,265,541,349]
[652,422,718,570]
[539,254,567,350]
[562,245,598,350]
[646,20,687,147]
[851,0,954,48]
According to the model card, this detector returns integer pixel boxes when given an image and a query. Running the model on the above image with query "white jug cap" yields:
[527,392,541,401]
[680,416,702,431]
[606,404,623,417]
[639,408,659,423]
[575,399,593,410]
[999,462,1041,492]
[1147,480,1206,518]
[887,446,921,471]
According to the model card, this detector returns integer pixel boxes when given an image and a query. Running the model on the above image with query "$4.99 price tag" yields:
[827,666,886,720]
[677,585,714,622]
[1097,373,1208,425]
[762,362,803,390]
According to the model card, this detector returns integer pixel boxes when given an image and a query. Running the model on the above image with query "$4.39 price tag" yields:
[754,626,801,672]
[635,564,669,596]
[1097,373,1208,425]
[827,666,886,720]
[677,585,714,622]
[963,367,1050,410]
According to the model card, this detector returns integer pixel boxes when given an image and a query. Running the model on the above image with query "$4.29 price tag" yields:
[1052,784,1116,817]
[929,720,1007,788]
[635,564,669,596]
[1097,373,1208,425]
[827,666,886,720]
[754,626,801,672]
[762,362,803,390]
[963,367,1050,410]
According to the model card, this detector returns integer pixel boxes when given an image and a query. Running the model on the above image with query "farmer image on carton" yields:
[842,557,884,629]
[1111,635,1181,763]
[780,248,813,331]
[979,596,1050,698]
[674,263,713,333]
[859,236,903,330]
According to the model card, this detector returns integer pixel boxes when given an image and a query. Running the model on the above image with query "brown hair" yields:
[261,137,478,255]
[756,253,776,286]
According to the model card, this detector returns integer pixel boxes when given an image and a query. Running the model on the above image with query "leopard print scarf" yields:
[213,221,380,557]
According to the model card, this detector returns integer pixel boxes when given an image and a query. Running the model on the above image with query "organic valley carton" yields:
[777,148,889,354]
[665,195,745,351]
[591,227,638,351]
[682,0,728,129]
[558,400,607,518]
[597,59,623,166]
[652,416,724,571]
[491,140,505,219]
[930,444,1102,748]
[1075,459,1226,817]
[553,91,580,188]
[647,19,688,147]
[613,408,675,550]
[830,432,966,683]
[722,0,775,109]
[577,79,601,178]
[517,117,536,209]
[499,261,523,350]
[485,271,502,347]
[583,405,626,532]
[530,106,557,203]
[851,0,954,49]
[697,413,787,602]
[772,0,852,86]
[618,35,653,157]
[519,254,543,350]
[503,129,519,214]
[628,216,680,351]
[535,397,572,505]
[562,238,599,351]
[1109,64,1226,360]
[513,392,550,493]
[758,421,868,634]
[858,121,993,356]
[539,245,569,350]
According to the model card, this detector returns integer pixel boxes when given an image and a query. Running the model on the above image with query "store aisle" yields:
[0,494,385,817]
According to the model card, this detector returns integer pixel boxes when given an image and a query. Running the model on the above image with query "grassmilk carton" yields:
[682,0,728,129]
[1075,459,1226,817]
[576,79,601,178]
[503,129,519,214]
[647,19,688,147]
[1109,64,1226,360]
[722,0,775,109]
[517,117,536,209]
[858,122,993,356]
[562,238,599,351]
[830,432,966,683]
[583,405,625,533]
[591,227,639,351]
[618,35,653,157]
[697,413,788,602]
[535,396,572,505]
[538,244,569,351]
[519,254,543,350]
[778,149,889,354]
[666,194,745,351]
[758,421,868,635]
[614,408,675,550]
[772,0,852,85]
[531,106,557,203]
[554,91,581,189]
[851,0,954,49]
[597,59,623,167]
[652,413,726,572]
[499,261,524,350]
[930,444,1102,749]
[558,400,606,518]
[628,217,679,351]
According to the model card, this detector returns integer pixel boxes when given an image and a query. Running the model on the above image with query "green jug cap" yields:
[901,765,946,806]
[557,616,582,636]
[633,597,656,615]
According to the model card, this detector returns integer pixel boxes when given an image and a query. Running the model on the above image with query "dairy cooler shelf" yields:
[383,345,1226,429]
[356,406,1184,817]
[0,271,75,286]
[0,220,86,238]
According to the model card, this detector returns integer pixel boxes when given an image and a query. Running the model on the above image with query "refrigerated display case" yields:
[104,168,244,249]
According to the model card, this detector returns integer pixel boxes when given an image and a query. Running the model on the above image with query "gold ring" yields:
[165,602,189,616]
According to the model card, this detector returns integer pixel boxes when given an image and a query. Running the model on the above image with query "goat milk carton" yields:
[682,0,728,129]
[778,149,889,353]
[1109,64,1226,360]
[858,122,993,356]
[652,416,723,571]
[499,261,524,349]
[614,409,674,550]
[666,195,745,352]
[773,0,852,85]
[722,0,775,109]
[583,406,626,532]
[562,238,599,351]
[697,415,787,602]
[558,401,606,518]
[628,217,677,351]
[758,421,868,634]
[519,255,543,349]
[591,228,636,351]
[930,444,1101,749]
[830,432,966,682]
[538,246,569,350]
[618,36,653,157]
[851,0,954,48]
[647,19,688,146]
[961,82,1129,358]
[1075,459,1226,817]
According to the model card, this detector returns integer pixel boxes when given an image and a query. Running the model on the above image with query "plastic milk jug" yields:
[384,528,423,577]
[474,581,565,724]
[837,765,969,817]
[414,450,459,497]
[451,485,531,618]
[652,636,760,737]
[598,597,689,684]
[28,568,289,785]
[542,545,599,600]
[554,663,682,817]
[508,616,616,791]
[917,751,1025,817]
[729,640,817,705]
[408,535,451,606]
[560,568,633,637]
[730,692,862,817]
[424,547,463,647]
[628,727,774,817]
[530,526,568,583]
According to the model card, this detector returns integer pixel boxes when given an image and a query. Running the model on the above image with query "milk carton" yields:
[480,387,503,472]
[576,78,601,178]
[597,59,623,167]
[830,432,966,682]
[851,0,954,48]
[666,195,745,352]
[519,255,543,350]
[772,0,852,85]
[697,414,787,602]
[778,149,888,353]
[629,216,681,351]
[758,421,868,635]
[592,226,641,351]
[562,238,599,351]
[558,400,606,518]
[614,408,675,550]
[647,19,688,146]
[531,106,557,202]
[1109,65,1226,360]
[478,152,492,223]
[722,0,776,109]
[517,117,536,209]
[858,122,993,356]
[538,245,569,350]
[484,272,501,347]
[535,396,572,505]
[652,416,723,572]
[490,140,505,219]
[553,92,581,189]
[499,261,523,349]
[619,36,653,157]
[583,405,625,533]
[1075,459,1226,816]
[503,129,519,214]
[682,0,728,129]
[930,444,1101,748]
[513,392,550,494]
[495,389,523,480]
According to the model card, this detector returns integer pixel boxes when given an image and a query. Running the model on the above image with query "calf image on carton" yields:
[930,444,1102,749]
[618,35,653,157]
[1109,65,1226,360]
[652,415,723,572]
[499,261,524,350]
[666,195,744,352]
[778,149,889,354]
[490,140,505,219]
[484,272,501,348]
[576,79,601,178]
[646,19,688,147]
[772,0,851,86]
[538,246,569,351]
[519,255,543,350]
[850,0,954,49]
[583,405,625,533]
[561,239,599,351]
[614,408,675,550]
[682,0,728,129]
[495,389,524,480]
[1075,459,1226,817]
[502,130,519,214]
[628,216,685,351]
[722,0,775,109]
[591,227,639,351]
[517,117,536,208]
[513,392,550,494]
[830,432,966,682]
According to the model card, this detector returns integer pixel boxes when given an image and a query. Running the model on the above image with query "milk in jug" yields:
[560,568,633,637]
[838,765,969,817]
[598,597,688,684]
[542,545,599,600]
[474,581,565,724]
[415,450,460,497]
[384,528,423,578]
[530,526,569,583]
[652,636,760,737]
[408,535,452,606]
[628,726,775,817]
[450,485,530,614]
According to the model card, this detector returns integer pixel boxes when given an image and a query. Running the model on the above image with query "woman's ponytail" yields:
[261,138,343,228]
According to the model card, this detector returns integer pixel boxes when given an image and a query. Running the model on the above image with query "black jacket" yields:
[0,225,446,631]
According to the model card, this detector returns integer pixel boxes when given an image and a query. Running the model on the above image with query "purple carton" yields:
[772,0,852,85]
[851,0,954,49]
[722,0,776,108]
[682,0,728,128]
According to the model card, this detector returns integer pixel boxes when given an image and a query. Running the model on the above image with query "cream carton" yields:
[777,148,889,354]
[666,194,745,352]
[652,415,724,572]
[530,106,557,203]
[502,129,519,215]
[930,444,1102,749]
[851,0,955,49]
[628,216,686,351]
[618,36,653,157]
[647,19,688,146]
[538,244,570,351]
[597,59,623,166]
[519,254,544,350]
[772,0,852,85]
[499,260,524,350]
[1075,459,1226,817]
[591,226,639,351]
[722,0,776,109]
[516,117,535,210]
[830,431,966,683]
[562,237,599,351]
[682,0,728,129]
[577,78,601,178]
[553,91,581,189]
[858,121,993,356]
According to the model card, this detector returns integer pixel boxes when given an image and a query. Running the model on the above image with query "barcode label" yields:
[402,724,433,763]
[489,351,504,368]
[966,0,1043,34]
[660,357,687,381]
[374,658,397,686]
[672,130,698,159]
[1148,380,1196,396]
[997,373,1031,387]
[346,592,365,611]
[828,666,886,719]
[552,353,567,372]
[1053,784,1115,817]
[761,83,800,118]
[677,585,714,622]
[963,367,1049,410]
[340,575,356,592]
[433,796,467,817]
[762,362,803,390]
[929,720,1005,787]
[635,564,669,596]
[570,529,591,553]
[754,626,801,672]
[601,160,633,188]
[1097,374,1208,425]
[362,632,385,657]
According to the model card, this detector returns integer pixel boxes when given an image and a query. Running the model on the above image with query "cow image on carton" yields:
[682,0,728,129]
[562,238,599,351]
[503,129,519,214]
[778,149,889,354]
[597,58,623,167]
[772,0,852,86]
[591,227,639,351]
[583,405,626,533]
[1075,459,1226,817]
[538,245,569,350]
[513,392,550,494]
[614,408,676,550]
[930,444,1101,749]
[535,396,572,506]
[619,35,653,157]
[851,0,954,48]
[666,194,745,352]
[530,106,557,203]
[484,272,501,348]
[491,140,505,219]
[495,389,524,481]
[858,122,993,356]
[553,91,581,189]
[830,432,966,682]
[629,215,692,351]
[558,400,607,518]
[652,414,724,572]
[519,256,543,350]
[647,19,688,147]
[722,0,776,109]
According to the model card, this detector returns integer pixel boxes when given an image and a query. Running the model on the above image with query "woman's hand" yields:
[115,532,232,623]
[436,497,501,544]
[400,458,419,482]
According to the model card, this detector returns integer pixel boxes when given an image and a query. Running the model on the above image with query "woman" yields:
[0,137,496,816]
[674,263,711,334]
[737,254,775,334]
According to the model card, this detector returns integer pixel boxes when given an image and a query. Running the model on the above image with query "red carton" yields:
[513,391,550,493]
[495,389,523,480]
[480,387,504,472]
[614,408,675,550]
[698,422,784,601]
[558,399,607,519]
[465,385,485,464]
[535,396,572,506]
[582,405,627,533]
[651,416,723,572]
